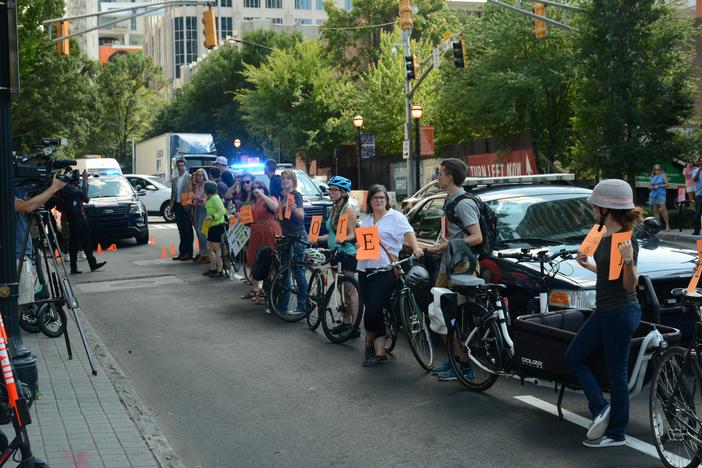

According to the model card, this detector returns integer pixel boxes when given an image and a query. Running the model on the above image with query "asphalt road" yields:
[67,218,667,468]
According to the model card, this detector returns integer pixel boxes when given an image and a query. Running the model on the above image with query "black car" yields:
[83,176,149,245]
[407,177,697,337]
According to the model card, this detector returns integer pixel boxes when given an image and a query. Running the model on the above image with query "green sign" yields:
[635,162,685,188]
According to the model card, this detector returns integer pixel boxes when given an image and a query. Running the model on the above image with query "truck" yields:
[135,133,218,181]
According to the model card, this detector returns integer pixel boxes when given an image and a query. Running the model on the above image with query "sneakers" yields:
[286,309,306,316]
[582,436,625,448]
[587,405,610,440]
[364,347,374,361]
[362,354,389,367]
[431,361,451,375]
[331,323,351,334]
[437,364,475,382]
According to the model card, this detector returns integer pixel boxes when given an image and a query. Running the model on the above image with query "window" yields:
[266,0,282,7]
[316,19,324,24]
[295,0,311,10]
[219,0,232,5]
[269,17,283,24]
[131,17,137,30]
[410,198,444,242]
[219,17,233,40]
[244,0,260,7]
[295,18,312,25]
[344,0,352,11]
[316,0,323,9]
[243,17,260,21]
[174,16,197,79]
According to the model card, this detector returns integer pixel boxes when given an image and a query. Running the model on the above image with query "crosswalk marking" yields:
[149,224,177,230]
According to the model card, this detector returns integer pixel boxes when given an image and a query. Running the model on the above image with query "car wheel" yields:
[136,228,149,245]
[161,202,176,223]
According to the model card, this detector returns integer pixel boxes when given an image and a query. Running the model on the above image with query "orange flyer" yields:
[608,231,632,281]
[180,192,192,206]
[687,262,702,292]
[336,213,349,243]
[308,216,323,244]
[239,204,254,225]
[697,239,702,260]
[579,224,607,257]
[284,194,295,220]
[355,226,381,261]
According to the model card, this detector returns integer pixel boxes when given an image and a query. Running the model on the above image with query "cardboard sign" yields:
[308,215,323,244]
[227,219,251,256]
[579,224,607,257]
[181,192,192,206]
[687,262,702,292]
[608,231,633,281]
[239,204,254,225]
[336,213,349,243]
[697,239,702,260]
[355,226,381,261]
[678,186,687,203]
[284,194,295,220]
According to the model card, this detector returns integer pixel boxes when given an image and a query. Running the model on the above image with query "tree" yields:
[94,53,165,168]
[572,0,697,180]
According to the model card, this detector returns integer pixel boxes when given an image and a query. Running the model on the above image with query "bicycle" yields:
[367,256,434,371]
[649,287,702,468]
[266,235,315,322]
[305,249,363,344]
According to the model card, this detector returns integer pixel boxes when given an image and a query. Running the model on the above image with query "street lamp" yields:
[233,138,241,162]
[412,105,423,192]
[353,115,363,190]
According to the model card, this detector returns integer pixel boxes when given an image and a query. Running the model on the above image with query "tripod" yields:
[17,209,97,376]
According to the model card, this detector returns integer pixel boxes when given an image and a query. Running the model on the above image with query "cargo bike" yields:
[431,248,702,468]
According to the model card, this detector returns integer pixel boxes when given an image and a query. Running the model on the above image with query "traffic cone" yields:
[149,235,155,245]
[161,246,167,259]
[54,249,60,259]
[170,244,176,256]
[107,244,117,252]
[97,244,102,255]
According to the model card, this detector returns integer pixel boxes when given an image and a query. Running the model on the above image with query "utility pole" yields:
[399,0,415,196]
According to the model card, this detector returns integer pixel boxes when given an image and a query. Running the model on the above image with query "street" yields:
[66,219,664,468]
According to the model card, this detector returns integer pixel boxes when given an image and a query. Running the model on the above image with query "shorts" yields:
[207,223,226,242]
[16,257,37,306]
[649,191,666,206]
[331,252,357,272]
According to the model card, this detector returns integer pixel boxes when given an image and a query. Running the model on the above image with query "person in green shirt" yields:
[203,181,227,278]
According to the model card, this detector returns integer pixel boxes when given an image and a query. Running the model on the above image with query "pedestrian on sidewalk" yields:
[683,160,697,204]
[691,159,702,235]
[191,169,209,263]
[169,159,194,261]
[648,164,670,231]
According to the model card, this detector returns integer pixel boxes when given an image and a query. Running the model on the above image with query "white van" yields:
[73,157,123,176]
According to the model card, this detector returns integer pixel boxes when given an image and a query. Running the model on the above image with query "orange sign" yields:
[239,204,254,225]
[284,194,295,220]
[336,213,349,243]
[355,226,381,261]
[277,201,283,220]
[608,231,632,281]
[697,239,702,260]
[181,192,192,206]
[579,224,607,257]
[229,216,238,227]
[308,215,323,243]
[687,262,702,292]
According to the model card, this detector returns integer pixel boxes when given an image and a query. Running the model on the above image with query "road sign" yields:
[403,140,410,160]
[432,48,441,68]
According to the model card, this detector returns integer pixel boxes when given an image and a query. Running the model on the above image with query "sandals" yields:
[241,291,257,300]
[253,296,266,305]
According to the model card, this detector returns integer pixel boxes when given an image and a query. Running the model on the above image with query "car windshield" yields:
[88,178,135,198]
[486,194,594,248]
[145,176,168,187]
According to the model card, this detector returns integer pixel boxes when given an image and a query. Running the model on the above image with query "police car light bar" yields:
[463,173,575,187]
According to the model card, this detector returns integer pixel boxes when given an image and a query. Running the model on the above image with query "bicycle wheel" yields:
[19,303,41,333]
[321,276,363,344]
[39,303,66,338]
[399,291,434,372]
[220,233,236,278]
[306,271,325,331]
[267,265,313,322]
[650,346,702,468]
[447,302,500,392]
[383,307,399,354]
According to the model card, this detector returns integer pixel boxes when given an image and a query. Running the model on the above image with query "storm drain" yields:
[76,275,184,293]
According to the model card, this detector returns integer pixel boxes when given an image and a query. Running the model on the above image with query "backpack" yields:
[251,246,273,281]
[444,192,497,258]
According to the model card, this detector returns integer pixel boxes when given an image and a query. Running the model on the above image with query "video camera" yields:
[14,138,77,196]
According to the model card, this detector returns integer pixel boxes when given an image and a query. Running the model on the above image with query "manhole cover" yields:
[76,275,184,293]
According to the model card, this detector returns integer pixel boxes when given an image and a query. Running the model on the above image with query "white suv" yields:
[125,174,174,222]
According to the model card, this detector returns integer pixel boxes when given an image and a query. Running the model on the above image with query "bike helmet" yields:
[204,181,218,195]
[304,248,327,266]
[406,265,430,288]
[587,179,635,210]
[328,176,352,192]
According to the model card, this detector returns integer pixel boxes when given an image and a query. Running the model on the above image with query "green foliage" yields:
[572,0,697,180]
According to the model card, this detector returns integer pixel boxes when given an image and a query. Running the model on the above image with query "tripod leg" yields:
[58,306,72,360]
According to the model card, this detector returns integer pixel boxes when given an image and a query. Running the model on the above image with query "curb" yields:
[77,309,186,468]
[657,232,698,244]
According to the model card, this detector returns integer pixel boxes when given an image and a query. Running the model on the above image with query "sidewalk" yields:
[0,318,183,468]
[657,228,700,247]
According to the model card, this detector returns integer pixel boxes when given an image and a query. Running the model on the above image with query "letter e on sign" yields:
[308,215,323,243]
[355,226,380,261]
[336,213,348,243]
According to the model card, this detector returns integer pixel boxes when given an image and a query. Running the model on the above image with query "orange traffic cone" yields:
[161,246,167,259]
[149,235,155,245]
[97,244,103,255]
[170,244,176,256]
[54,249,60,259]
[107,244,117,252]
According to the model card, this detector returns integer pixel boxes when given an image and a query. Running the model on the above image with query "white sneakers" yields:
[582,437,625,448]
[586,405,611,440]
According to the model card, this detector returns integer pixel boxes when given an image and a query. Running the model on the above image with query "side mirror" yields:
[137,189,146,197]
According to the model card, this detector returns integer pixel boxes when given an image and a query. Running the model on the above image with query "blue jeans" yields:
[565,304,641,441]
[193,205,208,256]
[276,239,308,312]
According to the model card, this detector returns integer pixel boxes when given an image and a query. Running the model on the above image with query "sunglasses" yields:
[242,180,252,184]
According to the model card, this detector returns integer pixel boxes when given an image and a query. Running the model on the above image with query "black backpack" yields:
[251,246,273,281]
[444,193,497,258]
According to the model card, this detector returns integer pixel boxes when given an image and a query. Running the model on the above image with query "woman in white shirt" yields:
[359,185,423,367]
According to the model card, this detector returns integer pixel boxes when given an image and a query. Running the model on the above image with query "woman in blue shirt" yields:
[648,164,670,231]
[316,176,359,337]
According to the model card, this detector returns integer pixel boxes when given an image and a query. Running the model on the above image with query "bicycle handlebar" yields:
[498,248,578,263]
[365,256,414,276]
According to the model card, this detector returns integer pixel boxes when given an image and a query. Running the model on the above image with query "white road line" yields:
[514,395,661,460]
[149,224,177,230]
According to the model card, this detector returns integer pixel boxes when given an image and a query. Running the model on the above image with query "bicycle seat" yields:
[451,275,485,287]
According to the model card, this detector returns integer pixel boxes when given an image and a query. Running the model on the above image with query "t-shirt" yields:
[358,209,413,272]
[15,197,32,260]
[280,190,305,236]
[205,195,227,225]
[269,174,282,199]
[441,189,480,269]
[221,170,235,188]
[326,204,356,255]
[593,231,639,310]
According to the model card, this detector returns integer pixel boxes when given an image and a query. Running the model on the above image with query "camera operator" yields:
[14,176,66,306]
[59,170,106,275]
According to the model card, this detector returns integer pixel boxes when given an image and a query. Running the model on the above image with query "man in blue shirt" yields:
[265,159,282,200]
[691,158,702,235]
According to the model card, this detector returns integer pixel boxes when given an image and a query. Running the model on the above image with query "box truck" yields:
[135,133,218,180]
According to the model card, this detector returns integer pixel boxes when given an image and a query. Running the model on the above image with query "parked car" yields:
[83,175,149,245]
[407,175,697,338]
[124,174,174,223]
[401,179,441,213]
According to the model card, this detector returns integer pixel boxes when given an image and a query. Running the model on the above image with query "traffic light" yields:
[452,38,467,68]
[399,0,413,31]
[405,54,419,80]
[54,21,70,56]
[202,8,218,49]
[533,2,547,39]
